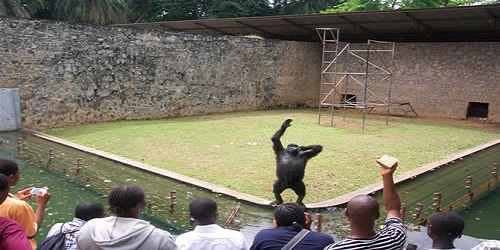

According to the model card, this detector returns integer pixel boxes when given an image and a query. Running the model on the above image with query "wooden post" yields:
[433,192,442,212]
[314,213,323,232]
[76,158,82,174]
[169,190,176,213]
[465,176,473,196]
[492,163,498,179]
[224,204,241,228]
[412,203,424,219]
[48,148,54,163]
[16,138,21,152]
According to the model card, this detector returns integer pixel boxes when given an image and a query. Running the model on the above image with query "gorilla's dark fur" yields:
[271,119,322,206]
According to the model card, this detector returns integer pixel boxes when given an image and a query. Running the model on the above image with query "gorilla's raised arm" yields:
[271,119,293,155]
[299,145,323,159]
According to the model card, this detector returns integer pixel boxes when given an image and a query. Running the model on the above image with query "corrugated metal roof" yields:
[118,4,500,43]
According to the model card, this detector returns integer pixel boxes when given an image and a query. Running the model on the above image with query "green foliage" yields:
[19,0,46,14]
[322,0,497,13]
[205,0,272,18]
[274,0,339,15]
[322,0,391,12]
[150,0,204,21]
[50,0,128,25]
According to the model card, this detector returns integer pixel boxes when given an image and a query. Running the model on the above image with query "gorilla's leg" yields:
[291,181,306,206]
[271,180,287,206]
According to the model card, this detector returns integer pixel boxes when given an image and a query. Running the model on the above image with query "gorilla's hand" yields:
[282,119,293,128]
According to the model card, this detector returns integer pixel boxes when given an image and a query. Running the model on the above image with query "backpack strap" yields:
[281,229,310,250]
[60,223,80,234]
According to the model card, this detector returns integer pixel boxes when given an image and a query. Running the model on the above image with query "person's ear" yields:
[272,218,278,228]
[345,209,349,218]
[375,211,380,220]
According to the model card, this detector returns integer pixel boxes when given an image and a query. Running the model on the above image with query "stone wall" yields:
[0,18,498,129]
[326,42,498,123]
[0,18,321,128]
[389,42,498,122]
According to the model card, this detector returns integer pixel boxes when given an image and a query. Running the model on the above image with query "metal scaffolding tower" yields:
[317,28,395,130]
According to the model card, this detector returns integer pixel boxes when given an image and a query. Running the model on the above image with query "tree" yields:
[1,0,31,17]
[321,0,390,12]
[273,0,338,15]
[50,0,128,25]
[150,0,206,21]
[205,0,273,18]
[321,0,497,13]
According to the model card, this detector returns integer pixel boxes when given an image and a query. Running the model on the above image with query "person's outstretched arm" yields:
[377,157,401,219]
[271,119,292,154]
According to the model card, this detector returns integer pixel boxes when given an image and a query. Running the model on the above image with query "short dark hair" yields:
[189,198,217,222]
[0,173,8,191]
[75,201,105,221]
[108,184,145,216]
[0,174,9,204]
[429,211,465,239]
[0,159,19,177]
[274,203,305,229]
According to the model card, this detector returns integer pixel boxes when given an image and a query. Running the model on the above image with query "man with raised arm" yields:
[323,156,406,250]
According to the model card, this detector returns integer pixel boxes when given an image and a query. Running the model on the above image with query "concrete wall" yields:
[0,88,21,131]
[0,18,498,129]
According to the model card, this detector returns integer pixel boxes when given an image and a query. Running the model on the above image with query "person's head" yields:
[286,144,300,156]
[108,184,146,218]
[273,203,306,231]
[0,159,20,187]
[345,195,380,227]
[427,211,464,242]
[75,201,105,221]
[0,173,10,204]
[189,198,218,225]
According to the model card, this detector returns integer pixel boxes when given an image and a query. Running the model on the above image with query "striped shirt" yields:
[323,217,406,250]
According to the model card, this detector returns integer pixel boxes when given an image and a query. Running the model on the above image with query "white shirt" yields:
[176,224,248,250]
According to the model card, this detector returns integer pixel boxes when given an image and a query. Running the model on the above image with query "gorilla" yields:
[271,119,323,206]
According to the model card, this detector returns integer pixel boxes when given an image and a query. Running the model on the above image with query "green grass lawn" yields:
[42,109,499,204]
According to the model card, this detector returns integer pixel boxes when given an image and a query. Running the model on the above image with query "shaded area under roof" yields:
[118,4,500,43]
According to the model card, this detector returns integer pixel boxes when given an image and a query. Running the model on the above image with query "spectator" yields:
[176,198,248,250]
[427,211,464,250]
[45,201,105,250]
[77,184,177,249]
[250,203,334,250]
[0,158,51,249]
[0,173,32,250]
[323,156,406,250]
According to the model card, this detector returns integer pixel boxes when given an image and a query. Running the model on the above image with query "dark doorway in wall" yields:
[467,102,489,119]
[342,94,356,104]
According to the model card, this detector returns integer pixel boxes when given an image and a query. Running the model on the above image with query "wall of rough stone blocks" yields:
[388,42,498,122]
[0,18,322,129]
[324,42,498,123]
[0,18,498,129]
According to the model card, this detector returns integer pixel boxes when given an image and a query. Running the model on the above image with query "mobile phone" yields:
[377,155,398,168]
[30,188,41,194]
